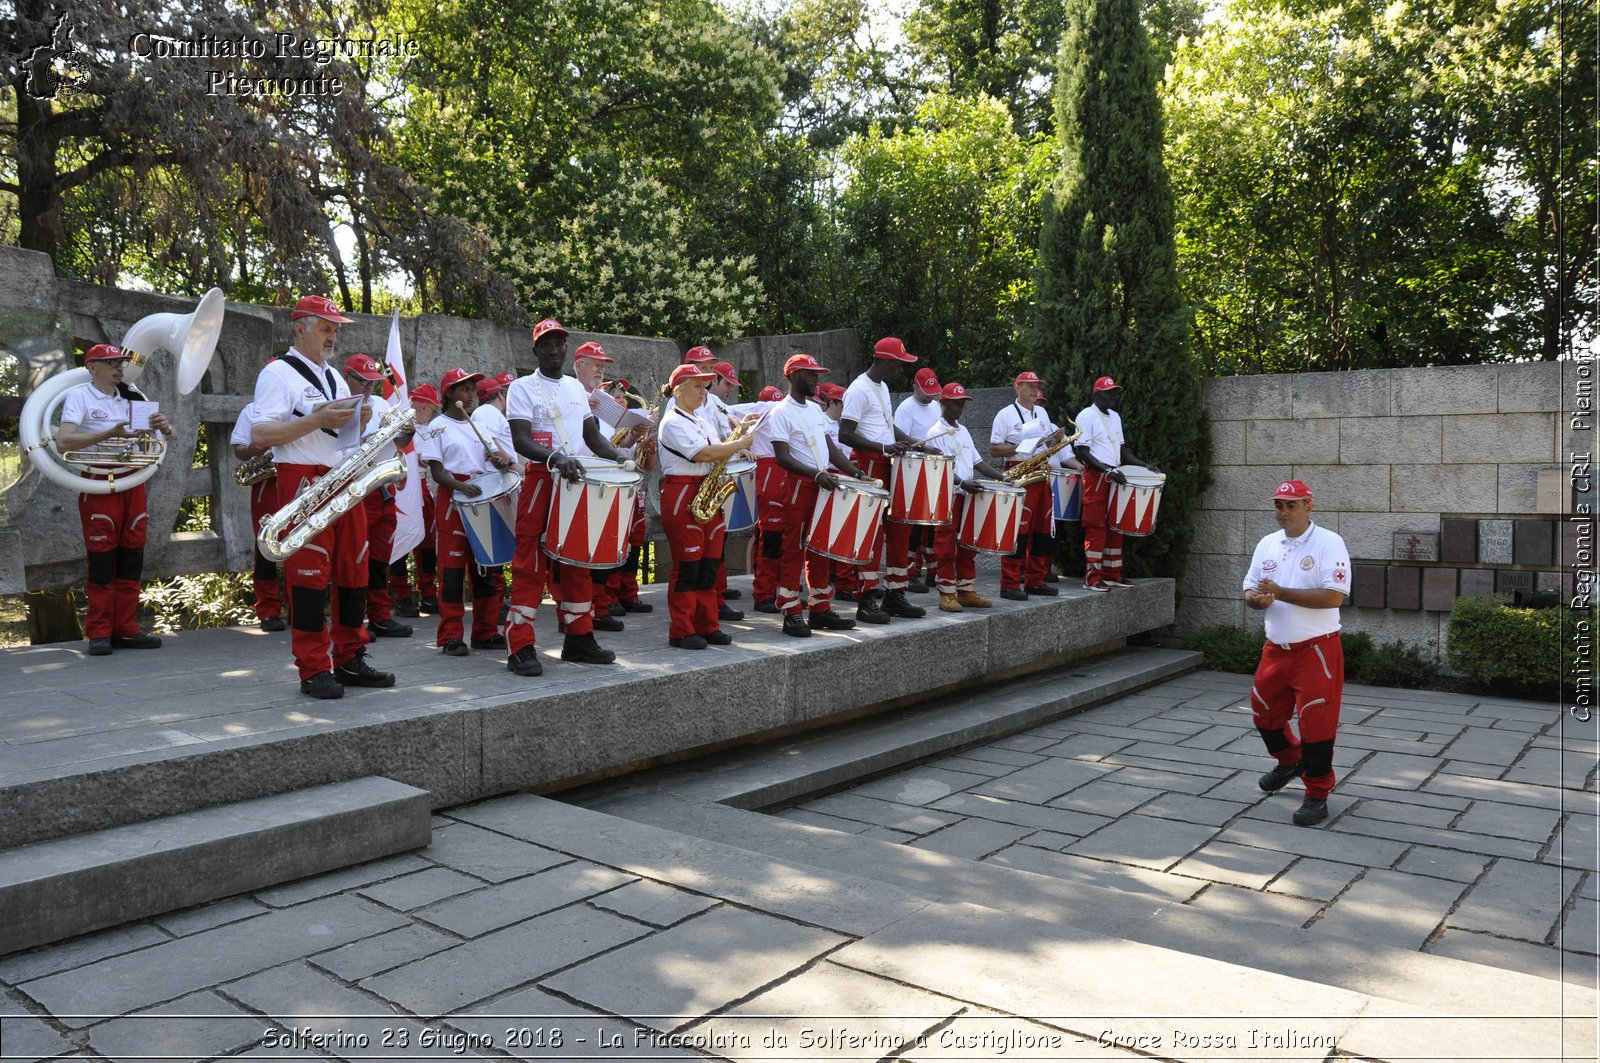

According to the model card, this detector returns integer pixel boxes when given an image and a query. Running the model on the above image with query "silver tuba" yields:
[257,405,416,561]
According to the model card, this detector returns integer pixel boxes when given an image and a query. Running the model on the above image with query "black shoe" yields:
[470,635,506,649]
[507,646,544,676]
[808,610,856,631]
[87,638,112,656]
[834,589,858,604]
[418,596,440,615]
[782,614,811,638]
[441,639,470,657]
[883,590,926,618]
[718,604,745,622]
[260,615,288,632]
[394,599,420,618]
[703,630,733,645]
[1001,587,1029,601]
[300,671,344,699]
[1105,577,1136,589]
[367,618,413,639]
[621,599,653,613]
[334,651,396,688]
[722,589,742,601]
[1293,797,1329,827]
[608,601,626,617]
[561,633,617,664]
[1044,571,1060,584]
[1259,762,1303,794]
[670,635,709,650]
[1025,584,1059,597]
[592,615,625,632]
[754,599,779,614]
[906,577,929,594]
[856,593,891,625]
[1083,580,1111,593]
[111,633,162,649]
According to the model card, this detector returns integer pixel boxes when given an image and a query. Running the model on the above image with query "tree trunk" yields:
[14,86,66,266]
[26,587,83,644]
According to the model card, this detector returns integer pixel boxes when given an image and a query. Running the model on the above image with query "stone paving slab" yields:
[84,990,261,1063]
[445,983,700,1061]
[412,861,633,938]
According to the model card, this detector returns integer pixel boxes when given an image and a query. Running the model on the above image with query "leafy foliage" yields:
[1184,624,1263,673]
[1446,594,1572,697]
[141,572,255,633]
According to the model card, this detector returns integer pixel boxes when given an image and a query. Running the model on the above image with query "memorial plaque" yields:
[1478,519,1514,564]
[1422,568,1458,612]
[1351,564,1386,608]
[1537,570,1564,594]
[1561,520,1594,567]
[1496,570,1535,596]
[1513,520,1554,565]
[1459,569,1496,598]
[1440,518,1477,563]
[1393,532,1440,562]
[1387,566,1422,610]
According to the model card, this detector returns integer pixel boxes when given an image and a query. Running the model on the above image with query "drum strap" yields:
[281,353,341,438]
[534,373,576,454]
[791,399,827,472]
[659,408,710,465]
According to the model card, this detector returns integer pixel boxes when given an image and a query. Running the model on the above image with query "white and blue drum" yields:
[1050,468,1082,522]
[721,458,759,533]
[454,469,522,566]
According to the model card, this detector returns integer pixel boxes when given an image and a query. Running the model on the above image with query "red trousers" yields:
[278,464,369,680]
[390,485,437,602]
[1081,468,1123,587]
[248,476,283,621]
[777,477,838,616]
[1001,471,1054,591]
[433,480,505,645]
[605,493,648,604]
[660,477,728,638]
[932,495,979,595]
[508,468,598,654]
[753,457,788,603]
[851,450,912,591]
[79,484,149,639]
[363,488,397,623]
[1251,632,1345,799]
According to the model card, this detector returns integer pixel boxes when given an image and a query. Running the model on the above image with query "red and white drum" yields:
[1108,466,1167,537]
[891,450,954,526]
[544,459,644,569]
[808,477,889,565]
[1050,468,1082,522]
[958,480,1027,555]
[453,470,521,566]
[721,458,759,534]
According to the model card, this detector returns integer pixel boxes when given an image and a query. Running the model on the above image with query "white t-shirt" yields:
[416,415,498,479]
[990,401,1056,461]
[363,392,401,462]
[1075,403,1125,468]
[228,404,259,447]
[1243,522,1351,644]
[895,394,942,442]
[841,375,896,448]
[702,392,735,441]
[733,400,778,459]
[505,371,593,457]
[58,382,136,466]
[253,348,352,467]
[768,396,833,470]
[925,418,982,489]
[472,403,514,457]
[657,406,718,477]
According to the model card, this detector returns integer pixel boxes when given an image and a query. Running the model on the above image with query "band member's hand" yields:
[149,413,176,439]
[458,481,483,498]
[101,421,135,441]
[739,413,761,430]
[1108,467,1128,485]
[1145,462,1161,473]
[552,453,584,482]
[815,471,840,491]
[1046,428,1065,446]
[490,451,513,470]
[885,440,912,457]
[359,401,374,428]
[310,403,358,430]
[588,392,601,412]
[963,479,985,493]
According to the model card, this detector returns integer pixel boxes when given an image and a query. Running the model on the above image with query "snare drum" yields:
[1108,466,1167,537]
[453,470,522,566]
[544,459,644,569]
[1050,468,1082,522]
[721,458,759,534]
[958,480,1027,555]
[808,477,889,565]
[891,450,955,526]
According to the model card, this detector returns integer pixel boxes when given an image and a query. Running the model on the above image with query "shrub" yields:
[1188,624,1440,689]
[1351,638,1439,689]
[142,572,255,633]
[1447,595,1568,697]
[1184,625,1264,673]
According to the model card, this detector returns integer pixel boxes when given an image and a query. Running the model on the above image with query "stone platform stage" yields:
[0,576,1174,852]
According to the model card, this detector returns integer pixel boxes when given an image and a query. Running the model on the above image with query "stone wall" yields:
[1179,363,1590,655]
[0,247,865,594]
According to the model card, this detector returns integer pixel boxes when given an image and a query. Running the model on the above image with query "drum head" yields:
[833,478,890,501]
[1120,466,1167,488]
[463,469,521,504]
[970,478,1025,497]
[579,463,643,488]
[723,458,757,476]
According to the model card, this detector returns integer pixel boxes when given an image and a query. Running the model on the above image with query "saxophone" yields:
[1004,417,1083,488]
[234,453,277,487]
[689,413,751,523]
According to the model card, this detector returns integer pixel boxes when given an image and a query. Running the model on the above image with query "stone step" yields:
[0,777,431,956]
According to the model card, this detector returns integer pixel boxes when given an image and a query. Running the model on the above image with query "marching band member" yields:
[896,367,944,593]
[474,374,518,641]
[656,363,759,649]
[816,382,859,604]
[57,343,176,655]
[601,378,654,616]
[705,361,746,619]
[392,384,441,618]
[506,318,632,669]
[838,337,925,624]
[745,384,787,613]
[990,370,1063,601]
[417,368,514,657]
[571,341,629,633]
[1074,375,1159,591]
[768,354,866,637]
[924,383,1002,611]
[250,295,393,699]
[230,398,284,632]
[342,354,413,641]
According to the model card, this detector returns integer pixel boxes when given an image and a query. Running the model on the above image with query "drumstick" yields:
[455,401,500,463]
[908,422,956,448]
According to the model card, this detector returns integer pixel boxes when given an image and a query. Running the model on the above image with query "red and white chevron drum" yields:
[807,477,889,564]
[890,449,954,526]
[1108,466,1167,537]
[543,460,643,569]
[958,480,1026,555]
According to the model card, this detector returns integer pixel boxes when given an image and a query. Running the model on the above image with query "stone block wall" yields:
[1178,363,1590,657]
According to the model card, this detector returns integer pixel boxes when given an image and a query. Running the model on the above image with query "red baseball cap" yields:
[817,382,846,402]
[410,384,441,407]
[1273,480,1313,501]
[1093,375,1122,391]
[85,343,127,363]
[342,354,385,381]
[290,295,353,323]
[1015,371,1044,386]
[475,377,504,399]
[872,336,916,362]
[495,371,516,388]
[574,341,612,362]
[531,318,568,344]
[712,361,738,386]
[440,367,484,392]
[758,385,783,401]
[914,367,941,396]
[685,345,715,364]
[941,382,972,401]
[783,353,829,377]
[668,363,717,389]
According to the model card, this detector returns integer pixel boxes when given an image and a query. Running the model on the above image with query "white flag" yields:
[383,309,426,562]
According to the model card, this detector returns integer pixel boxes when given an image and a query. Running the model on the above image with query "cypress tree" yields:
[1032,0,1211,582]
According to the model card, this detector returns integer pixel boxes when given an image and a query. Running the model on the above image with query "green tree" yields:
[1032,0,1209,581]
